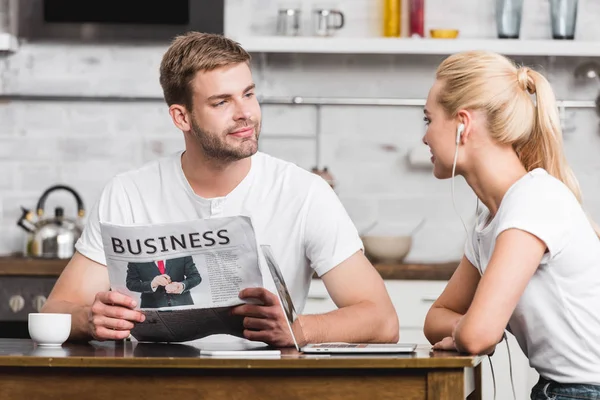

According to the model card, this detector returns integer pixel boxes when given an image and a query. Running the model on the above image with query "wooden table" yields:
[0,339,482,400]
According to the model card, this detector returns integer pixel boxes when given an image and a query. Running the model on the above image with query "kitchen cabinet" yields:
[305,279,446,335]
[306,279,539,400]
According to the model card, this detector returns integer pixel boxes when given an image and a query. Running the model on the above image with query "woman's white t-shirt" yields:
[465,168,600,385]
[75,150,363,316]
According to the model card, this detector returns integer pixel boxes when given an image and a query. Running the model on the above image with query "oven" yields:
[0,276,57,338]
[17,0,224,43]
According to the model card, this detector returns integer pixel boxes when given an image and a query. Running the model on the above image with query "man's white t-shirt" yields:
[75,150,363,317]
[464,168,600,385]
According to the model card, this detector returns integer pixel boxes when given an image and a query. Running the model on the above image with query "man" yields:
[125,256,201,308]
[42,32,399,347]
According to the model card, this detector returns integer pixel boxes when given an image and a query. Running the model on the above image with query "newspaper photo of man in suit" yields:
[125,255,201,308]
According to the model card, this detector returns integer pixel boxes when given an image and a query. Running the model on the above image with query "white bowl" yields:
[361,235,413,263]
[28,313,71,347]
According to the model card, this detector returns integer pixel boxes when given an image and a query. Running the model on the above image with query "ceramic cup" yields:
[28,313,71,347]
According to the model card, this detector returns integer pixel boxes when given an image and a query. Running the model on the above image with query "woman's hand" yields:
[432,336,457,351]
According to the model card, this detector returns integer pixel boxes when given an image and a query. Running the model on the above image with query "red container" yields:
[409,0,425,37]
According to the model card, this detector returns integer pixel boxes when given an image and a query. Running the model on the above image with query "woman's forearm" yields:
[423,306,463,344]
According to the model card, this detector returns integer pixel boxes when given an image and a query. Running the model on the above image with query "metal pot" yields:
[311,166,335,189]
[16,185,85,259]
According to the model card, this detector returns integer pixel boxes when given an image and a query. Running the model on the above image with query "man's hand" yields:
[230,287,294,347]
[165,282,184,294]
[89,291,145,341]
[151,274,171,290]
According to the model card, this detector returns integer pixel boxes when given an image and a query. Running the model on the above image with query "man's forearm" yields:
[296,300,398,345]
[41,300,92,341]
[423,307,463,344]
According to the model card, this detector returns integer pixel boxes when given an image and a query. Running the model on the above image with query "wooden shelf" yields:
[0,255,68,276]
[371,261,458,280]
[236,36,600,57]
[0,255,458,280]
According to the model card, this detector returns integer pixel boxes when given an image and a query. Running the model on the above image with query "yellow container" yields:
[383,0,401,37]
[430,29,459,39]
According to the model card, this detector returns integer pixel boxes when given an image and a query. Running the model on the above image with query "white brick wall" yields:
[1,0,600,262]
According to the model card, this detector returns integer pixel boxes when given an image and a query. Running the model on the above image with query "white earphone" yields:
[456,123,465,145]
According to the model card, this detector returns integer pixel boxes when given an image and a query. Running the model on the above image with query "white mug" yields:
[28,313,71,347]
[312,6,345,36]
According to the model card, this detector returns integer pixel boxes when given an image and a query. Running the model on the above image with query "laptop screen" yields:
[260,244,306,351]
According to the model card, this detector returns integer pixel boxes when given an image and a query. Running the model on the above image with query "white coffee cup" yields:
[28,313,71,347]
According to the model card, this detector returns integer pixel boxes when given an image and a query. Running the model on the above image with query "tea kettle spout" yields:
[16,207,35,233]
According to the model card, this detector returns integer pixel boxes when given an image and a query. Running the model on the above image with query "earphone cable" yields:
[505,333,517,400]
[488,356,497,400]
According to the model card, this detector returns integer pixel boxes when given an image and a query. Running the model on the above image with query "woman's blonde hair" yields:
[436,50,600,236]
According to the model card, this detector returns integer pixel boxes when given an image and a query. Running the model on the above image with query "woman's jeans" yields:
[531,376,600,399]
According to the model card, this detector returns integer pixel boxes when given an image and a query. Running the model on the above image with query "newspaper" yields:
[100,215,263,343]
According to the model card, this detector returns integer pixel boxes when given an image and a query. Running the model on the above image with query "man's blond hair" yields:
[159,32,251,109]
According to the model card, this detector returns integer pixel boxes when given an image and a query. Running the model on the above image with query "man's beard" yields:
[190,119,260,162]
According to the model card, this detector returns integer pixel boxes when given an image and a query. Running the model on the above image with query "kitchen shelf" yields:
[0,255,67,276]
[0,33,18,53]
[0,255,458,280]
[237,36,600,57]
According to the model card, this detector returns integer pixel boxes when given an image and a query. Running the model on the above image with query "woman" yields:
[422,50,600,400]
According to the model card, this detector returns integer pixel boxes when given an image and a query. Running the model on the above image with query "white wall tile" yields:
[0,163,15,190]
[0,223,24,255]
[141,137,186,163]
[258,137,317,170]
[337,195,379,228]
[16,163,60,192]
[261,105,317,136]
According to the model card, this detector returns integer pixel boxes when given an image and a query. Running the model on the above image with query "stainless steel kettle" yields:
[16,185,85,259]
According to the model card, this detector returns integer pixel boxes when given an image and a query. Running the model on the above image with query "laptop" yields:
[260,245,417,354]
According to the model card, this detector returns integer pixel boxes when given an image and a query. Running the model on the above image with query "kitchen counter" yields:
[0,339,482,399]
[0,255,459,280]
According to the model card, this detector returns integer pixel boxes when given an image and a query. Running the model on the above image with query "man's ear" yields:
[169,104,191,132]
